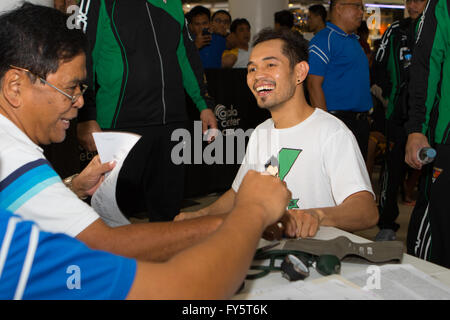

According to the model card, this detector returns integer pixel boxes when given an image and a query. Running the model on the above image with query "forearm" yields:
[80,215,224,262]
[201,188,236,216]
[128,204,265,299]
[313,191,378,232]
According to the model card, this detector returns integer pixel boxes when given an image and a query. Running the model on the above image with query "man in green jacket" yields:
[371,0,428,242]
[76,0,218,222]
[405,0,450,268]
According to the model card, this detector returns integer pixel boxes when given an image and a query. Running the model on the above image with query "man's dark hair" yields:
[309,4,327,23]
[212,10,231,22]
[230,18,251,33]
[274,10,294,29]
[0,3,87,82]
[252,28,308,69]
[187,5,211,23]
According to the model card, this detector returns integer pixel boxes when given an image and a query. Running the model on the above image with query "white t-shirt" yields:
[232,108,374,209]
[0,1,54,13]
[0,114,99,237]
[233,49,250,69]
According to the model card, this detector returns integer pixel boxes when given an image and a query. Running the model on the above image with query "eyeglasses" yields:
[338,2,365,10]
[213,18,230,25]
[9,65,88,104]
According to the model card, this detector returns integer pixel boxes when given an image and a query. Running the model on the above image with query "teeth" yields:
[256,85,274,92]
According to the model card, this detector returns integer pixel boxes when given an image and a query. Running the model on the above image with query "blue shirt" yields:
[0,209,136,300]
[198,33,226,69]
[308,22,373,112]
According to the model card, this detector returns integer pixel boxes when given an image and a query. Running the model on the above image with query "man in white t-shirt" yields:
[176,28,379,238]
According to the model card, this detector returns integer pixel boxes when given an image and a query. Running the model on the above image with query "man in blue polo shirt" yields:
[307,0,372,159]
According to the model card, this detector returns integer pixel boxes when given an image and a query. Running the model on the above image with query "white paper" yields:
[91,132,141,227]
[346,264,450,300]
[235,275,381,300]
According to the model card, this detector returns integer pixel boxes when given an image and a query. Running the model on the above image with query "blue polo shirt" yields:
[308,22,373,112]
[198,33,227,69]
[0,210,136,300]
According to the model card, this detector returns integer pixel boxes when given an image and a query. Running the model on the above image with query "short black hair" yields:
[0,3,87,83]
[212,10,231,22]
[187,5,211,23]
[252,28,308,69]
[274,10,294,29]
[230,18,251,33]
[309,4,327,23]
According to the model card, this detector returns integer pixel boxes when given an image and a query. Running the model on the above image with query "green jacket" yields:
[372,17,420,124]
[77,0,214,129]
[406,0,450,145]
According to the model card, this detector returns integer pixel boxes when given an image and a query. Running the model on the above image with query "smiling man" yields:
[176,28,378,239]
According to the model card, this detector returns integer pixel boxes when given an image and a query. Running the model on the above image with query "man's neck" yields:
[313,23,326,35]
[236,42,248,50]
[270,95,314,129]
[330,19,354,34]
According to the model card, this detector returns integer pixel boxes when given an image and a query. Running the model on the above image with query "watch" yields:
[63,173,87,200]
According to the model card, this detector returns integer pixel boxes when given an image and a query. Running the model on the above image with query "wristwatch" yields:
[63,173,87,200]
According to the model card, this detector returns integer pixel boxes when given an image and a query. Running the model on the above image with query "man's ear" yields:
[295,61,310,85]
[1,69,25,108]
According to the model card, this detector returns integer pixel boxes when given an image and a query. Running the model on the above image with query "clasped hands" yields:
[175,207,323,239]
[265,208,323,240]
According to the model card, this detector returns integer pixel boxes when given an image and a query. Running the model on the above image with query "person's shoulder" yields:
[310,27,332,45]
[223,47,239,56]
[383,20,402,37]
[254,118,274,131]
[0,127,41,165]
[312,109,350,134]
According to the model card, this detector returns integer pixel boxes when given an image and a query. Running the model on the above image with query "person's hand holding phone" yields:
[195,28,212,49]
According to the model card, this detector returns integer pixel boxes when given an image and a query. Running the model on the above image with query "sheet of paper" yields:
[234,275,381,300]
[346,264,450,300]
[91,132,141,227]
[92,131,141,164]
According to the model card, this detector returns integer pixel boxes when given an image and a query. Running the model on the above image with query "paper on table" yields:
[234,275,381,300]
[91,132,141,227]
[346,264,450,300]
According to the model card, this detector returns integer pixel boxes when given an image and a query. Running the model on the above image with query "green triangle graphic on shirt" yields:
[278,148,302,181]
[288,198,300,210]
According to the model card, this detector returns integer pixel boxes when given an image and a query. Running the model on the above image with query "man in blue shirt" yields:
[0,165,289,299]
[188,5,226,69]
[307,0,373,159]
